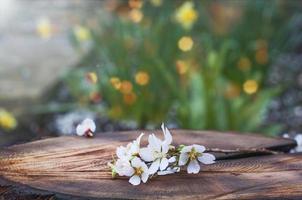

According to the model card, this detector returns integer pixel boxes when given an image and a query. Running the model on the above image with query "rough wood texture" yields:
[0,130,298,199]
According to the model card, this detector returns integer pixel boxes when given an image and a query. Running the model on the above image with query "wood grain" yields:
[0,130,298,199]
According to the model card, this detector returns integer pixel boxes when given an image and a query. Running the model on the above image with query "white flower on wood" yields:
[115,159,134,177]
[114,157,149,186]
[116,133,144,161]
[294,134,302,152]
[139,123,173,174]
[178,144,215,174]
[157,166,180,176]
[76,118,96,137]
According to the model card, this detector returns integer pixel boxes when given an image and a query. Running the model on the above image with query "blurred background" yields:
[1,0,302,146]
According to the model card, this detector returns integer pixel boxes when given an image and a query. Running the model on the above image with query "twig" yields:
[206,148,281,155]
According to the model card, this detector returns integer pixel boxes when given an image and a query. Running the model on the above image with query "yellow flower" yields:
[129,9,143,23]
[135,71,150,86]
[123,92,137,105]
[237,57,251,71]
[120,80,133,94]
[86,72,98,84]
[178,36,193,52]
[243,80,258,95]
[176,60,189,75]
[36,18,53,39]
[110,77,122,90]
[150,0,162,7]
[74,25,91,42]
[175,1,198,30]
[0,109,17,131]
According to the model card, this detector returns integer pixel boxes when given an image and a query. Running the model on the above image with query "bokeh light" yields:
[243,80,259,95]
[135,71,150,86]
[178,36,194,52]
[110,77,122,90]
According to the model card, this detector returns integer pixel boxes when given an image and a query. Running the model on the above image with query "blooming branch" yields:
[108,123,216,185]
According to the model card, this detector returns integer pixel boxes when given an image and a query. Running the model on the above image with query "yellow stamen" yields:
[134,167,143,176]
[188,148,202,161]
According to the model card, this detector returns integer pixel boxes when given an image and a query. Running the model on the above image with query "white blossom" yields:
[294,134,302,152]
[157,166,180,176]
[283,133,302,153]
[139,123,173,174]
[111,123,218,185]
[178,144,215,174]
[114,157,149,185]
[76,118,96,137]
[116,133,144,160]
[115,159,134,177]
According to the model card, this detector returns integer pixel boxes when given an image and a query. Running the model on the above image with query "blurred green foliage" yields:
[61,0,299,134]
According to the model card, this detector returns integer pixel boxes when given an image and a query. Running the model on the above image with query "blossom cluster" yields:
[108,124,215,186]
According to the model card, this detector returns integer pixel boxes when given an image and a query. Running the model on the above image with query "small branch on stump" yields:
[206,148,281,155]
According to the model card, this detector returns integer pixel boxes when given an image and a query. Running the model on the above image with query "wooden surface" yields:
[0,130,299,199]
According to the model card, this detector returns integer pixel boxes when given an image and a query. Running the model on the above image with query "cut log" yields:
[0,130,298,199]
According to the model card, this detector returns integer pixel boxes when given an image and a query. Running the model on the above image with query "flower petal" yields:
[83,118,96,132]
[187,159,200,174]
[160,157,169,171]
[141,172,149,183]
[123,167,135,176]
[76,124,85,136]
[115,159,134,176]
[148,159,160,174]
[116,146,126,159]
[168,156,176,163]
[139,147,154,162]
[137,133,144,143]
[161,142,169,154]
[161,123,172,145]
[131,157,142,168]
[193,144,206,153]
[129,175,141,186]
[158,169,174,176]
[178,152,189,166]
[148,134,161,152]
[295,134,302,146]
[181,146,192,153]
[198,153,215,164]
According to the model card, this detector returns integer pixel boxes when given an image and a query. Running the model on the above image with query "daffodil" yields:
[117,133,144,160]
[175,1,198,30]
[178,144,215,174]
[76,118,96,137]
[139,123,173,174]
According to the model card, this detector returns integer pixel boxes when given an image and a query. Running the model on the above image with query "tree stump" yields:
[0,130,300,199]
